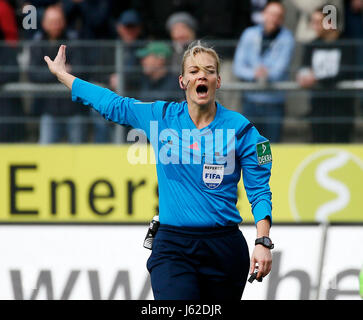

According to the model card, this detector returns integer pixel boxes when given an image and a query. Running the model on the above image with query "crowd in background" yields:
[1,0,363,144]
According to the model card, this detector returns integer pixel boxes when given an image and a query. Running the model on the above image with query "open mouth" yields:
[196,84,208,98]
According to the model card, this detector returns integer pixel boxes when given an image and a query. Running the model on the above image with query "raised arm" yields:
[44,45,165,135]
[44,44,75,89]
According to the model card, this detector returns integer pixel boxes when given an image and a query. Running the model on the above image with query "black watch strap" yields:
[255,236,274,249]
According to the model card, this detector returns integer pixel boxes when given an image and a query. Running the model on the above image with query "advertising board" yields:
[0,145,362,223]
[0,225,360,300]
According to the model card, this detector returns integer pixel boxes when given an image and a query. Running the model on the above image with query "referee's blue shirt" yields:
[72,78,272,227]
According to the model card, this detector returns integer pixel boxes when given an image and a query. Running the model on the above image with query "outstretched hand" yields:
[44,44,68,77]
[44,44,75,90]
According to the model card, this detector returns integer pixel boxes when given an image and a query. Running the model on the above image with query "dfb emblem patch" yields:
[203,164,224,189]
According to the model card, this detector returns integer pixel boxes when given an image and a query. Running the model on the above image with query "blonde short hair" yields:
[181,40,221,76]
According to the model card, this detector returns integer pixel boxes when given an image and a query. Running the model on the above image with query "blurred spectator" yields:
[28,4,87,144]
[0,0,18,42]
[110,9,144,94]
[136,42,183,102]
[90,9,145,143]
[344,0,363,117]
[289,0,344,43]
[344,0,363,38]
[251,0,272,25]
[344,0,363,78]
[62,0,113,39]
[0,0,25,142]
[21,0,60,39]
[165,12,197,77]
[233,1,295,142]
[116,9,143,43]
[297,8,356,143]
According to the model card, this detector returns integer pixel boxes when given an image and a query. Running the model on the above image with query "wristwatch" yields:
[255,236,274,249]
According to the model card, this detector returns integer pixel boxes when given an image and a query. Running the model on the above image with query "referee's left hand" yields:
[250,245,272,280]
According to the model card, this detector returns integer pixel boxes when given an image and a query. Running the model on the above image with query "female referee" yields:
[44,41,273,300]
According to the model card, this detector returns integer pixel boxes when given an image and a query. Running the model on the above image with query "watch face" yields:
[256,237,274,249]
[265,237,274,249]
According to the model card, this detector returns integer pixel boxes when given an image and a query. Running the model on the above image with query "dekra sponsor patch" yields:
[256,141,272,165]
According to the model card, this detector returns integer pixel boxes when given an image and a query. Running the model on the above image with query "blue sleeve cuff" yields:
[71,77,98,106]
[252,199,272,225]
[71,77,81,102]
[71,77,109,110]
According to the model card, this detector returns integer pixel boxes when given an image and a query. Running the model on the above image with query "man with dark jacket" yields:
[28,4,87,143]
[297,8,356,143]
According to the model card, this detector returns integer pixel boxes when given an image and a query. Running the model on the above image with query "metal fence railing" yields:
[1,40,363,144]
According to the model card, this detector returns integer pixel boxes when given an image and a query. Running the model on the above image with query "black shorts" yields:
[146,224,250,300]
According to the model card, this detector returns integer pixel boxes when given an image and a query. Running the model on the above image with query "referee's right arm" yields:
[44,44,165,133]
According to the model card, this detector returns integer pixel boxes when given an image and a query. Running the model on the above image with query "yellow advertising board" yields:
[261,145,363,223]
[0,144,362,223]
